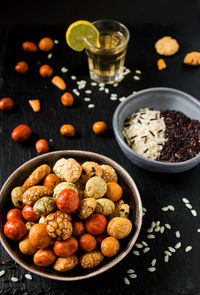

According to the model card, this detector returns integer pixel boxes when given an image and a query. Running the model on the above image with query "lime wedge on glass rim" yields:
[66,20,99,51]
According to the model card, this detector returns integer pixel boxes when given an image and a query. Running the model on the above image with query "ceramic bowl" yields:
[0,150,142,281]
[113,87,200,173]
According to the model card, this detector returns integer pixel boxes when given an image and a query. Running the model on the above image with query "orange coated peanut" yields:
[105,182,123,202]
[60,124,75,137]
[0,98,14,111]
[11,124,32,142]
[51,76,66,90]
[22,41,38,52]
[38,37,54,52]
[39,65,53,78]
[92,121,107,135]
[61,92,74,106]
[15,61,29,74]
[43,173,60,190]
[35,139,49,154]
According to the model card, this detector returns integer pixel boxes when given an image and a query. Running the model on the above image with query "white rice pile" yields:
[123,108,167,160]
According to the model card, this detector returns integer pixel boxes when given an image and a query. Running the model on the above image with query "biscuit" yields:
[155,36,179,56]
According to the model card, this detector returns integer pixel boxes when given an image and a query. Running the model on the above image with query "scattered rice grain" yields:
[133,75,140,80]
[175,231,180,238]
[84,97,91,102]
[185,203,192,209]
[54,39,59,44]
[151,221,156,228]
[135,243,143,249]
[71,75,77,80]
[160,226,165,234]
[154,226,160,232]
[135,70,142,74]
[191,209,197,216]
[151,259,157,267]
[143,247,150,253]
[11,277,18,282]
[99,87,105,91]
[162,207,169,211]
[73,89,80,96]
[197,229,200,233]
[142,241,148,246]
[175,242,181,249]
[119,97,126,102]
[113,83,118,87]
[147,234,155,239]
[129,273,137,279]
[156,221,160,226]
[91,82,97,86]
[165,224,171,229]
[147,228,153,233]
[182,197,190,204]
[0,270,5,277]
[147,267,156,272]
[168,246,176,253]
[133,250,140,256]
[61,67,68,73]
[99,83,105,87]
[47,53,52,59]
[168,205,175,211]
[124,277,130,285]
[105,88,109,94]
[164,250,172,256]
[25,274,32,280]
[85,90,92,94]
[110,96,118,101]
[88,104,95,109]
[127,269,135,274]
[164,255,169,263]
[185,246,192,252]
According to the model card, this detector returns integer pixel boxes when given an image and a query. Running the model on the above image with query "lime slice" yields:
[66,20,99,52]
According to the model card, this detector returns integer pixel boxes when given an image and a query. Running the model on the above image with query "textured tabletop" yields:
[0,24,200,295]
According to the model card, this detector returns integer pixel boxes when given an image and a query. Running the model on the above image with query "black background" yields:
[0,1,200,295]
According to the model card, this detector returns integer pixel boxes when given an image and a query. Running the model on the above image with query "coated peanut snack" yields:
[3,156,134,273]
[155,36,179,56]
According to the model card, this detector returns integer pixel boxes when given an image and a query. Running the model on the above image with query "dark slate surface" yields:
[0,24,200,295]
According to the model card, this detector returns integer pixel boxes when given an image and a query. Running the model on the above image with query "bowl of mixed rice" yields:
[113,87,200,173]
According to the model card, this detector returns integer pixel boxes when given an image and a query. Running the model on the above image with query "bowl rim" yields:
[113,87,200,167]
[0,150,142,281]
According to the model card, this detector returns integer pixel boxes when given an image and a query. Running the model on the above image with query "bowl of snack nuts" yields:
[0,150,142,281]
[113,87,200,173]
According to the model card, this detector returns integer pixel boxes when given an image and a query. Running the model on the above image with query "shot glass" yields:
[85,19,130,84]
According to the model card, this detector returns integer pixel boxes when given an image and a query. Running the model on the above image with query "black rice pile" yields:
[157,110,200,162]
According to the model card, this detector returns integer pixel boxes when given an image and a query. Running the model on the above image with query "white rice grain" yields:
[185,246,192,252]
[133,75,140,80]
[11,277,18,282]
[143,247,150,253]
[185,203,192,209]
[147,228,153,233]
[164,255,169,263]
[25,274,32,280]
[160,226,165,234]
[0,270,5,277]
[133,250,140,256]
[165,224,171,229]
[124,277,130,285]
[142,241,148,246]
[147,267,156,272]
[85,90,92,94]
[168,246,176,253]
[73,89,80,96]
[175,231,180,238]
[88,104,95,109]
[135,70,142,74]
[168,205,175,211]
[113,83,118,87]
[164,250,172,256]
[155,226,160,232]
[182,197,189,204]
[71,75,77,80]
[175,242,181,249]
[84,97,91,102]
[91,82,97,86]
[129,273,137,279]
[197,229,200,233]
[191,209,197,216]
[127,269,135,274]
[151,259,157,267]
[119,97,126,102]
[61,67,68,73]
[54,39,59,44]
[47,53,52,59]
[162,207,169,211]
[110,96,118,101]
[147,234,155,239]
[135,243,143,248]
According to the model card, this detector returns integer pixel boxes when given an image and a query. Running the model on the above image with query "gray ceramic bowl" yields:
[113,87,200,173]
[0,150,142,281]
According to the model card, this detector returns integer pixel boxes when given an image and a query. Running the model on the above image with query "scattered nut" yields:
[60,124,75,137]
[155,36,179,56]
[15,61,29,74]
[184,51,200,66]
[61,92,74,106]
[35,139,49,154]
[22,41,38,52]
[11,124,32,142]
[92,121,107,135]
[38,37,54,52]
[51,75,66,90]
[39,65,53,78]
[157,58,167,70]
[0,98,14,111]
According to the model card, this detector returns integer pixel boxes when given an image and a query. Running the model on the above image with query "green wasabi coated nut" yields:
[33,196,56,216]
[11,186,26,208]
[53,182,78,198]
